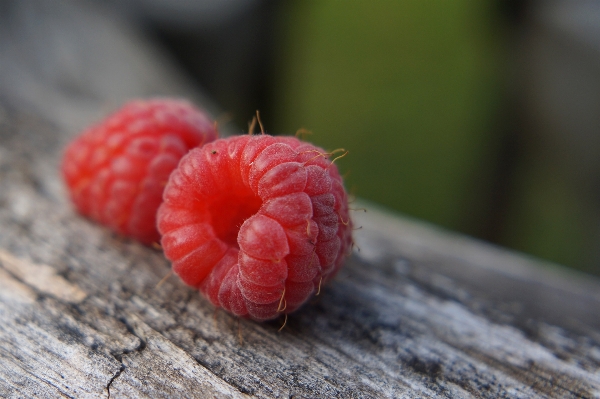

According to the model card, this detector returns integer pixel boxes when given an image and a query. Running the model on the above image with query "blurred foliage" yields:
[273,1,504,238]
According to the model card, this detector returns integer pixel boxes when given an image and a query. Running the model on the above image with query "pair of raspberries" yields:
[62,99,353,320]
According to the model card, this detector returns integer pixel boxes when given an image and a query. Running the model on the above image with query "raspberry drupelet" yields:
[157,134,353,320]
[62,99,218,245]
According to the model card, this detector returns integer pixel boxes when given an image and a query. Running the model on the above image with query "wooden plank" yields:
[1,1,599,398]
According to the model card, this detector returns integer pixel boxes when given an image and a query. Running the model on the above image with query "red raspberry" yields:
[157,134,353,320]
[62,99,218,245]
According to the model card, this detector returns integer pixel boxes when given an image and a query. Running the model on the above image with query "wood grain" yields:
[0,1,599,398]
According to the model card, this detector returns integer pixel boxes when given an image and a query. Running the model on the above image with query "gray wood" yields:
[1,1,599,398]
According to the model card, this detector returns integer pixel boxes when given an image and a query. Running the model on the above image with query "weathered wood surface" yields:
[1,1,600,398]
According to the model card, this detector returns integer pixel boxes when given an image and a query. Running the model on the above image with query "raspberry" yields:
[157,134,353,320]
[62,99,218,245]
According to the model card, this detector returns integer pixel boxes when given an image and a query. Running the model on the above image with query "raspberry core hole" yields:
[207,191,262,248]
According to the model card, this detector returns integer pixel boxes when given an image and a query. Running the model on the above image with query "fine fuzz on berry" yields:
[62,98,218,244]
[157,134,353,320]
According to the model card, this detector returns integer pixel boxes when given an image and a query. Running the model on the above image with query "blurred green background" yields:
[272,0,502,237]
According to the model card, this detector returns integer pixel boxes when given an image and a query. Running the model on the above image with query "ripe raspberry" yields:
[62,98,218,245]
[157,134,353,320]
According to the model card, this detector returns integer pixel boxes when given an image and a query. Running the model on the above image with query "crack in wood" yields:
[105,316,148,399]
[106,364,125,399]
[107,316,149,361]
